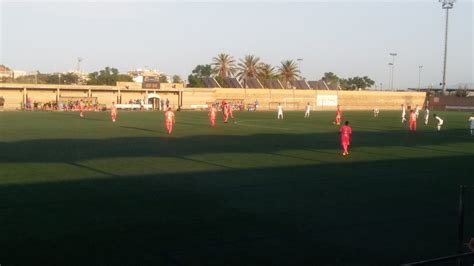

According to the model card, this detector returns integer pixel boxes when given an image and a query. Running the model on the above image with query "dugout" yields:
[146,93,161,110]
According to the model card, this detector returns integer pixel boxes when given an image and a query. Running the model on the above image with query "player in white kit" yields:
[433,114,444,131]
[304,102,311,118]
[401,104,407,123]
[468,113,474,136]
[424,108,430,126]
[277,103,284,119]
[373,108,379,117]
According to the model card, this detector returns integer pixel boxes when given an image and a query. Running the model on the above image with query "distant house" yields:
[0,65,12,79]
[127,68,162,84]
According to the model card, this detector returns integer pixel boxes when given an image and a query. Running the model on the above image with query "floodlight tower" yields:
[389,53,397,90]
[418,65,423,89]
[439,0,455,95]
[297,58,303,79]
[77,57,83,72]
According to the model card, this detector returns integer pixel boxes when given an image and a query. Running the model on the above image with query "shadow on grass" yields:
[120,125,164,134]
[0,155,473,265]
[0,128,471,164]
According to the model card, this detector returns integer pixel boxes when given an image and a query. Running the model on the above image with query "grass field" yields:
[1,110,473,265]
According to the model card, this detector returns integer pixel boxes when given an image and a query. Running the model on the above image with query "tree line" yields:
[187,53,375,90]
[1,58,375,90]
[0,67,133,86]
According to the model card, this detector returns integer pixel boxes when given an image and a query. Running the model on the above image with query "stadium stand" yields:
[291,80,311,90]
[264,79,284,89]
[244,78,263,89]
[308,80,339,90]
[223,77,243,88]
[202,77,221,88]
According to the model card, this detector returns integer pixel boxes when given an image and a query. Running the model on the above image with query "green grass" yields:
[0,110,473,266]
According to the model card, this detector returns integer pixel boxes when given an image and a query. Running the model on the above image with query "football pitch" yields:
[1,110,473,265]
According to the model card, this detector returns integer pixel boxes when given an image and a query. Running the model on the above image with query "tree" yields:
[211,53,236,79]
[340,76,375,90]
[455,85,469,97]
[236,55,261,87]
[159,75,168,83]
[87,67,132,85]
[12,75,36,84]
[322,72,340,85]
[187,64,212,88]
[257,63,276,82]
[10,72,79,85]
[277,60,300,89]
[172,75,182,83]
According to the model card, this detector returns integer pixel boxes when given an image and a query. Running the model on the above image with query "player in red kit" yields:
[227,102,234,123]
[340,121,352,156]
[164,107,175,135]
[221,100,229,123]
[208,104,217,127]
[334,105,342,125]
[409,110,417,132]
[111,102,117,122]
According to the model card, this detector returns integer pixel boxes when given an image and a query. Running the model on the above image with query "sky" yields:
[0,0,472,89]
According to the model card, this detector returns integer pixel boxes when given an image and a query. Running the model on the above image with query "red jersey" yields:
[409,112,416,122]
[340,125,352,143]
[336,109,342,117]
[209,107,216,118]
[165,110,175,122]
[226,104,233,115]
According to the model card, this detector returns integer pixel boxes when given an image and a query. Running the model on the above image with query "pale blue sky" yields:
[1,0,472,89]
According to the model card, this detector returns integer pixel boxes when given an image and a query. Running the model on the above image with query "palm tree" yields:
[278,60,300,89]
[211,53,236,79]
[236,55,261,87]
[257,63,275,82]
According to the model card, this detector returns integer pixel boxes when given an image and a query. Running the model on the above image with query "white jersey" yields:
[435,116,444,125]
[277,105,284,119]
[469,116,474,129]
[304,104,311,117]
[402,106,406,116]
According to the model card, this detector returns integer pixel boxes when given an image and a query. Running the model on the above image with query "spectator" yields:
[26,97,32,110]
[166,98,170,108]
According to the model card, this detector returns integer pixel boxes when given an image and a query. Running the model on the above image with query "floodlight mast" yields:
[77,57,83,72]
[389,53,397,90]
[439,0,455,95]
[418,65,423,90]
